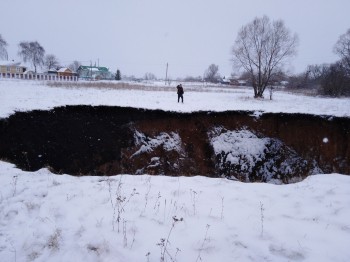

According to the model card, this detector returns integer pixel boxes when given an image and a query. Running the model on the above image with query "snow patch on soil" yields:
[211,128,268,170]
[209,127,315,182]
[132,130,183,157]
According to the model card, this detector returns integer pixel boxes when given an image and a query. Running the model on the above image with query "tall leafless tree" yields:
[44,54,60,70]
[0,34,8,60]
[232,16,298,98]
[18,41,45,73]
[68,60,81,72]
[334,28,350,74]
[204,64,220,83]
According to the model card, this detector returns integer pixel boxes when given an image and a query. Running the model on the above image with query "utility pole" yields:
[90,60,92,81]
[165,62,168,85]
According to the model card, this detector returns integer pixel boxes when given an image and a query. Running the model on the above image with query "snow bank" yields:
[0,161,349,261]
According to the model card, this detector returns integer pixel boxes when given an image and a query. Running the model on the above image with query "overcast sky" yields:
[1,0,349,78]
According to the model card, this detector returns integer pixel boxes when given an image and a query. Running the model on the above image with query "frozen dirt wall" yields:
[0,106,349,182]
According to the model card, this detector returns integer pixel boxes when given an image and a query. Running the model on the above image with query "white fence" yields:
[0,72,78,81]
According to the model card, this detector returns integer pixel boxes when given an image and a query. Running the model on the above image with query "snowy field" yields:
[0,79,350,118]
[0,79,350,261]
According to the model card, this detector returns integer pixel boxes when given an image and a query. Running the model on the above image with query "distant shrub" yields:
[320,62,350,97]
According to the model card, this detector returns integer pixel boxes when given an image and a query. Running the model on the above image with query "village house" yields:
[220,76,233,85]
[77,65,114,80]
[0,61,78,81]
[0,60,26,77]
[57,67,74,77]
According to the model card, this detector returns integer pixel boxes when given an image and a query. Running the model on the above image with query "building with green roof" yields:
[77,65,114,80]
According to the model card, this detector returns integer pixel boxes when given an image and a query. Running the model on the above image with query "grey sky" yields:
[1,0,349,78]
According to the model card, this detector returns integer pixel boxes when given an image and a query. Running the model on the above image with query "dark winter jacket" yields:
[177,85,184,95]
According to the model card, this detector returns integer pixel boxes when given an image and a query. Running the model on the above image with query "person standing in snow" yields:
[176,84,184,103]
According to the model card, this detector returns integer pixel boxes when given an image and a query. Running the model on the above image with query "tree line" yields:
[1,17,349,97]
[192,17,349,98]
[0,37,81,74]
[286,29,350,97]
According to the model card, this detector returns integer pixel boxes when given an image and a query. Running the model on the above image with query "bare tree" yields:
[232,16,298,98]
[18,41,45,73]
[204,64,220,83]
[184,75,202,82]
[0,34,8,60]
[68,60,81,72]
[144,72,157,80]
[320,62,350,97]
[334,28,350,74]
[44,54,60,70]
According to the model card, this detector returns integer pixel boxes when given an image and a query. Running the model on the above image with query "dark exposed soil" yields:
[0,106,349,182]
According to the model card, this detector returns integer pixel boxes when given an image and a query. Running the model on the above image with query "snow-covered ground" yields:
[0,79,350,261]
[1,162,349,262]
[0,79,349,118]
